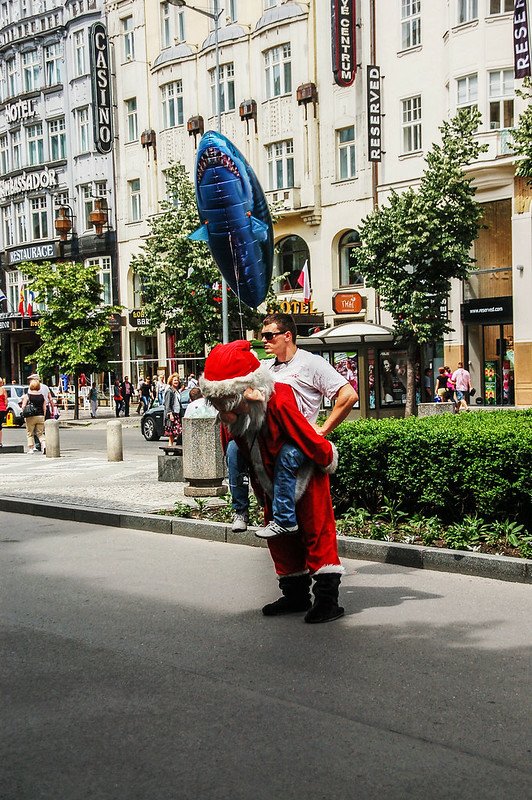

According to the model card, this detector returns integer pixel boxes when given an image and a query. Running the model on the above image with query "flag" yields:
[0,288,6,302]
[27,290,34,318]
[18,289,25,316]
[297,260,311,304]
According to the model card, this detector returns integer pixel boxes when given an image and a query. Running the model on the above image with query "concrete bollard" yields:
[182,417,227,497]
[44,418,60,458]
[107,419,123,462]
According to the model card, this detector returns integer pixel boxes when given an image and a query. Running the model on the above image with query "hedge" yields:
[330,411,532,529]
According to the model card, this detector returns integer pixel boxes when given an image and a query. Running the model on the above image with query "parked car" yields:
[4,384,29,426]
[140,389,191,441]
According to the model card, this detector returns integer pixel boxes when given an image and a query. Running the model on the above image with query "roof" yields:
[298,321,395,346]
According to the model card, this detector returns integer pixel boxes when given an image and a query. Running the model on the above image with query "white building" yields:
[107,0,531,411]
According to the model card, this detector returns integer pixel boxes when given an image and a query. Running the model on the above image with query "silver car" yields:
[4,384,29,426]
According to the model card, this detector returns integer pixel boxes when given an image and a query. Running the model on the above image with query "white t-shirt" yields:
[267,348,347,423]
[184,397,217,418]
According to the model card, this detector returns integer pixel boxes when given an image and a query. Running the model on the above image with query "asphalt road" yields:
[1,512,531,800]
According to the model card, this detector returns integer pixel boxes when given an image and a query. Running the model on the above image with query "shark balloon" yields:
[190,131,273,309]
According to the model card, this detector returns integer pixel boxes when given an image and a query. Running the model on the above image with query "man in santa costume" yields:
[200,340,345,624]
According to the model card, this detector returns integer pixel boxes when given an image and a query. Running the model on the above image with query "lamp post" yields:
[168,0,229,343]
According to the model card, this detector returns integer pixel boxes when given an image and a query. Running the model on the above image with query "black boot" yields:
[304,573,344,624]
[262,574,312,616]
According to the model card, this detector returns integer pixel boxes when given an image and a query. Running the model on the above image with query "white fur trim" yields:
[200,366,274,400]
[312,564,345,575]
[324,443,339,475]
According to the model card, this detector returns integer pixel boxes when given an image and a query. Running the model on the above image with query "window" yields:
[48,118,66,160]
[264,0,278,8]
[122,16,135,61]
[15,201,27,244]
[274,235,309,291]
[22,50,40,93]
[27,123,44,166]
[77,107,90,153]
[31,196,48,239]
[160,2,171,48]
[210,63,235,114]
[44,43,62,86]
[81,184,93,230]
[401,96,422,153]
[125,98,138,142]
[161,80,183,128]
[401,0,421,49]
[73,30,86,77]
[339,231,363,286]
[87,256,112,305]
[267,140,294,189]
[128,179,141,222]
[176,8,185,41]
[458,0,478,24]
[11,130,21,170]
[457,73,478,111]
[132,271,143,307]
[264,44,291,99]
[0,135,8,174]
[227,0,237,22]
[489,0,513,13]
[489,69,514,129]
[2,206,14,248]
[7,270,22,314]
[7,57,17,96]
[337,126,356,180]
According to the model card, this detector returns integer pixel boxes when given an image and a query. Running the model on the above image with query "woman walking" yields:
[113,379,123,417]
[20,378,46,454]
[163,373,182,446]
[0,377,8,448]
[89,382,98,418]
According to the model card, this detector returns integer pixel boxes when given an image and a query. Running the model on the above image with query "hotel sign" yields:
[5,98,35,125]
[6,241,58,265]
[0,168,58,201]
[90,23,113,154]
[367,66,382,162]
[331,0,357,87]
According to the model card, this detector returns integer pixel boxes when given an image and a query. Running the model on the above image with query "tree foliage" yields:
[131,163,259,354]
[22,259,118,376]
[354,109,487,414]
[511,77,532,183]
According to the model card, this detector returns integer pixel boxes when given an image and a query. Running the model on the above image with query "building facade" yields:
[0,0,119,383]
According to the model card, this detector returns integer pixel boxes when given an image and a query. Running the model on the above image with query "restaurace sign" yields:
[90,23,113,155]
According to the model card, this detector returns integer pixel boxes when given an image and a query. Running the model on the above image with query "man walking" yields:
[452,361,472,411]
[120,376,133,417]
[228,313,357,533]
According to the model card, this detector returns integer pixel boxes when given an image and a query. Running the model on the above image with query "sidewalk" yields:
[57,406,142,428]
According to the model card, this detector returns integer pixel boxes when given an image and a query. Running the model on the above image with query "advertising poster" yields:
[379,351,407,407]
[333,351,360,408]
[368,349,376,409]
[484,360,497,405]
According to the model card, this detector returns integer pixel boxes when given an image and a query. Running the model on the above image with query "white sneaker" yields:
[255,521,299,539]
[231,513,248,532]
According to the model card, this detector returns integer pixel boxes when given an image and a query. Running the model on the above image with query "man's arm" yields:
[314,383,357,436]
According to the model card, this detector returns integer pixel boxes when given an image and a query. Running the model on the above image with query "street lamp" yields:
[168,0,229,343]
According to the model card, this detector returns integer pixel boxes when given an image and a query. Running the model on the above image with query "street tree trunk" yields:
[74,374,79,421]
[405,340,418,418]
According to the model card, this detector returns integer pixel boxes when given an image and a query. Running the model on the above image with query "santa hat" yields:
[200,340,274,400]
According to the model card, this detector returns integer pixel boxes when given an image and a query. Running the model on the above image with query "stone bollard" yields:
[158,447,184,482]
[107,419,123,462]
[44,418,60,458]
[418,402,455,418]
[182,417,227,497]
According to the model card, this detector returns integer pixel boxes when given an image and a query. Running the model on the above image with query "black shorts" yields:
[0,410,6,427]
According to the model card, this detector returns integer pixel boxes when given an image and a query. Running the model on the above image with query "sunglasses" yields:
[261,331,285,341]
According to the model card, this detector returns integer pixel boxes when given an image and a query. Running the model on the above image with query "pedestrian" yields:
[0,377,7,448]
[187,373,199,389]
[452,361,472,411]
[140,376,152,413]
[163,373,182,446]
[89,382,98,418]
[183,387,217,419]
[113,378,123,417]
[435,367,450,401]
[423,368,433,402]
[20,378,46,454]
[201,340,344,623]
[27,372,56,450]
[226,313,357,533]
[156,374,166,406]
[120,375,133,417]
[136,375,145,414]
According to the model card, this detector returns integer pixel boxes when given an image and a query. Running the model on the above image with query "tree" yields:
[354,109,487,416]
[22,259,119,419]
[131,163,259,355]
[511,77,532,183]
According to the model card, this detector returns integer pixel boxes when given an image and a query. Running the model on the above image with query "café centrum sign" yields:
[331,0,357,87]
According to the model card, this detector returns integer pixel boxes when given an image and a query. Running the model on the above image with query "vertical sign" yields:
[90,23,113,154]
[331,0,357,87]
[514,0,531,78]
[367,65,381,162]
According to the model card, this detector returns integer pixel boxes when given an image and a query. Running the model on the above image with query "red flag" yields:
[297,260,311,304]
[18,289,25,316]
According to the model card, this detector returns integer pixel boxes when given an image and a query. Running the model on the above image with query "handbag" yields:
[469,387,476,397]
[22,401,41,418]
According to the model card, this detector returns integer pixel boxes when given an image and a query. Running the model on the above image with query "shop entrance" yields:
[481,323,514,405]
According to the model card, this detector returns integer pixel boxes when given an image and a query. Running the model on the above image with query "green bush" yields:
[330,411,532,530]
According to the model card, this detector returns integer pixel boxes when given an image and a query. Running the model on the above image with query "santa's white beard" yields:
[226,400,267,439]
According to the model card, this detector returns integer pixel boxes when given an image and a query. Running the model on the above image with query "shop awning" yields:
[298,321,395,346]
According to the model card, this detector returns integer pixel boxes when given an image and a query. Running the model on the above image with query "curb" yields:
[0,495,530,584]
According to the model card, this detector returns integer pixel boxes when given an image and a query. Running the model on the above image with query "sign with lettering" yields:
[514,0,531,78]
[6,241,58,265]
[461,296,513,325]
[5,98,35,125]
[129,308,151,328]
[0,168,58,201]
[331,0,357,87]
[333,291,364,314]
[278,299,320,315]
[367,65,382,162]
[90,23,113,154]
